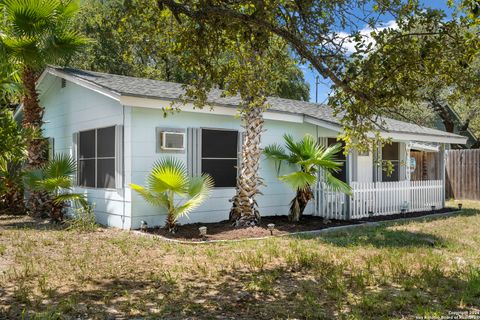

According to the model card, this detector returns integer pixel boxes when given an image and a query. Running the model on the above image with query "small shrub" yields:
[67,205,98,232]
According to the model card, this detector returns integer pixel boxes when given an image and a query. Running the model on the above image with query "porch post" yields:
[440,143,446,208]
[345,153,353,220]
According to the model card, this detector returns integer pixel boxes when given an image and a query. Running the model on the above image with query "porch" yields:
[315,139,446,220]
[318,180,444,220]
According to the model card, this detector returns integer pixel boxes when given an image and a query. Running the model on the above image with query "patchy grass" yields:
[0,201,479,319]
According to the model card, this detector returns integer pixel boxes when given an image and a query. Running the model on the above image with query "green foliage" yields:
[74,0,309,101]
[0,107,26,163]
[67,204,98,232]
[264,134,351,194]
[158,1,480,150]
[0,108,27,214]
[24,154,88,209]
[0,0,90,70]
[130,157,214,231]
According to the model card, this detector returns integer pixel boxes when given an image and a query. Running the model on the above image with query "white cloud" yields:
[336,20,398,54]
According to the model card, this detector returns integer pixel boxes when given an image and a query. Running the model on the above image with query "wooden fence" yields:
[319,180,443,220]
[445,149,480,201]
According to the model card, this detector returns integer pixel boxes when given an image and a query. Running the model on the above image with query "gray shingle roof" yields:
[51,67,465,140]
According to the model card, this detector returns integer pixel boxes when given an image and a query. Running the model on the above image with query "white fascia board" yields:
[40,68,121,101]
[120,95,304,123]
[304,116,342,132]
[305,114,466,144]
[376,131,467,145]
[408,142,440,152]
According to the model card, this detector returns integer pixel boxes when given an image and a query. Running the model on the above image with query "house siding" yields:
[128,106,337,229]
[40,76,131,229]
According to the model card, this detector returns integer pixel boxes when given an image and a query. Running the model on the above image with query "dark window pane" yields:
[328,138,346,161]
[202,159,237,187]
[79,130,95,159]
[382,142,399,161]
[382,162,399,182]
[97,126,115,158]
[202,129,238,158]
[79,159,95,187]
[97,159,115,188]
[331,161,347,183]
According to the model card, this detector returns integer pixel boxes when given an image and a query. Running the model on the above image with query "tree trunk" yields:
[21,66,47,169]
[288,187,313,222]
[229,106,263,226]
[165,211,177,233]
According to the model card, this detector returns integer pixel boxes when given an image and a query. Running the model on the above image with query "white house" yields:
[31,67,467,229]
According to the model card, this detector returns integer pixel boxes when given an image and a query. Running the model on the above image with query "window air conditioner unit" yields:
[161,131,185,151]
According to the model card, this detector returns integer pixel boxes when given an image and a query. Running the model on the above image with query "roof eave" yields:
[40,67,122,101]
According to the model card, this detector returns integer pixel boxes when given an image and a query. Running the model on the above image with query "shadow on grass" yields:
[2,261,479,319]
[292,207,480,248]
[313,228,447,248]
[0,219,68,231]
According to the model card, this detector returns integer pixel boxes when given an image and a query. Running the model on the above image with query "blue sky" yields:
[303,1,454,103]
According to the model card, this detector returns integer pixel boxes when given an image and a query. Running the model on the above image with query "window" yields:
[328,138,347,182]
[382,142,399,182]
[78,126,116,188]
[201,129,238,187]
[161,132,185,150]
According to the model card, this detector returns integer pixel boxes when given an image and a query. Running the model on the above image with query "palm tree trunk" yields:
[289,187,313,222]
[229,106,263,226]
[21,66,47,169]
[22,66,50,217]
[165,212,177,233]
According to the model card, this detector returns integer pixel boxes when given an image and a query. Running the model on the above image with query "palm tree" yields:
[0,0,89,168]
[24,154,88,221]
[264,134,351,222]
[229,104,264,226]
[130,157,214,233]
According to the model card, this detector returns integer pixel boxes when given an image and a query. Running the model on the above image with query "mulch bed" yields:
[146,207,457,242]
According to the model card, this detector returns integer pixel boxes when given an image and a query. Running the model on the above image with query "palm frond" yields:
[36,176,71,192]
[147,157,189,195]
[24,154,77,194]
[44,29,90,63]
[312,144,345,170]
[43,153,76,178]
[130,183,169,208]
[54,192,87,208]
[263,143,289,174]
[1,0,89,66]
[324,172,352,195]
[23,168,43,190]
[283,133,303,156]
[176,174,214,217]
[279,171,317,191]
[2,0,59,37]
[130,157,213,227]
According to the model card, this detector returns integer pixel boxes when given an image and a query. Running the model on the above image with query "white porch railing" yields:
[318,180,443,220]
[318,182,348,220]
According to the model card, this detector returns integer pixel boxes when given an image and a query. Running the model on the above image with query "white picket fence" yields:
[318,180,444,220]
[318,182,348,220]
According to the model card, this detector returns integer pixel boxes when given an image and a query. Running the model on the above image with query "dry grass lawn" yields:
[0,201,479,319]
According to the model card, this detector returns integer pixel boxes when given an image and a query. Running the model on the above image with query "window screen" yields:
[328,138,347,183]
[78,126,116,188]
[201,129,238,187]
[382,142,400,182]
